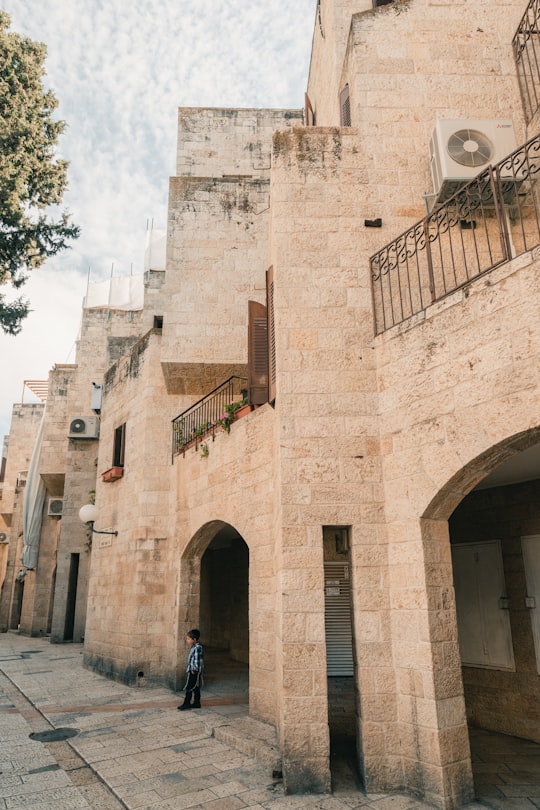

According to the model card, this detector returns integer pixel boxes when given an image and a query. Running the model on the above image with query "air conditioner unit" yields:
[68,415,100,440]
[429,118,518,205]
[0,532,8,543]
[48,498,63,517]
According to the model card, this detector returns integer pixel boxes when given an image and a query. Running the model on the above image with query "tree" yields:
[0,12,79,335]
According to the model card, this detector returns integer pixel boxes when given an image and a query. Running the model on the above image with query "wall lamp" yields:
[78,504,118,536]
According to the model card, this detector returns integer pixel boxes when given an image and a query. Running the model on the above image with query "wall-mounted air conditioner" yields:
[0,531,8,543]
[68,415,100,440]
[48,498,63,517]
[429,118,518,205]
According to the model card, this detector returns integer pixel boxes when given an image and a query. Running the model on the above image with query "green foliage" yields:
[0,12,79,335]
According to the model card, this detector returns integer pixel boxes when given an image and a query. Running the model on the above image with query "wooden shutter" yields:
[340,84,351,127]
[266,267,276,404]
[248,300,269,405]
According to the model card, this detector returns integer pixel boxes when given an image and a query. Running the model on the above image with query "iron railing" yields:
[370,134,540,334]
[172,376,248,458]
[513,0,540,123]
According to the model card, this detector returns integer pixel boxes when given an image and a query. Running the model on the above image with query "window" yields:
[113,423,126,467]
[153,315,163,330]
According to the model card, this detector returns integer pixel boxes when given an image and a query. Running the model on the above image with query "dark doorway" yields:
[10,578,24,629]
[200,530,249,666]
[64,553,79,641]
[323,526,361,792]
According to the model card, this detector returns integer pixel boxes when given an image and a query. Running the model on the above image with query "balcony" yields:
[370,133,540,335]
[172,376,250,458]
[514,0,540,124]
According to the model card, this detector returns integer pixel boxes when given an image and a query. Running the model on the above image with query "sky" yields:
[0,0,316,445]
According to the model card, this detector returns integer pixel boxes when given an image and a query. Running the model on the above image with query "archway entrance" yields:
[424,432,540,805]
[179,521,249,700]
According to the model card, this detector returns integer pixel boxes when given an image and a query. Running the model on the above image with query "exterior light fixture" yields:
[78,504,118,536]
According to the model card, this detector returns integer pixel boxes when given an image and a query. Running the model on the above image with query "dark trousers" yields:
[183,671,200,706]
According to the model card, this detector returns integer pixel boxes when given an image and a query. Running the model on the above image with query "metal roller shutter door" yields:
[324,561,354,676]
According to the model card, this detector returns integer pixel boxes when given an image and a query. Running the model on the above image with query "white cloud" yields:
[0,0,315,445]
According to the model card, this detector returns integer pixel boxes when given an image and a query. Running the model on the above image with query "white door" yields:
[324,561,354,676]
[452,540,515,670]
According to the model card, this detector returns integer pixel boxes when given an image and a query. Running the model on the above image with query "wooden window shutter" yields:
[340,84,351,127]
[248,300,269,405]
[266,266,276,404]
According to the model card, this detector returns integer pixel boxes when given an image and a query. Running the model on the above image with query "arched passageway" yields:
[178,521,249,698]
[423,430,540,805]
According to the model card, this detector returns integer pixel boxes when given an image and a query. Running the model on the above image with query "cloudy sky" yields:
[0,0,315,443]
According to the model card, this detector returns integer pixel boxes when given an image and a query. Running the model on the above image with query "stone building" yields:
[2,0,540,807]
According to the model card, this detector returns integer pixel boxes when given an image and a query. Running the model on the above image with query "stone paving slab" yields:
[0,633,497,810]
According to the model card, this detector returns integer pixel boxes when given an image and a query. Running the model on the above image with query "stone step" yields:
[205,715,282,776]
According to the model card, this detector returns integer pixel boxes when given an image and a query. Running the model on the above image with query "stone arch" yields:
[176,520,249,690]
[422,426,540,522]
[418,426,540,803]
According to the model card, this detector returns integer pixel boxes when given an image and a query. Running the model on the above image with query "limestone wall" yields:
[269,126,379,793]
[161,108,303,395]
[0,404,44,632]
[84,330,181,684]
[50,307,146,643]
[176,107,303,178]
[172,405,279,720]
[372,250,540,802]
[307,0,374,125]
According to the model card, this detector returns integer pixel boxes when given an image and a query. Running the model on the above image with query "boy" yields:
[177,628,204,710]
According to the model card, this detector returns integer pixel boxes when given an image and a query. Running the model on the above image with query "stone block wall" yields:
[161,107,303,395]
[269,126,380,793]
[0,404,44,633]
[308,0,375,124]
[50,307,146,644]
[176,107,303,178]
[173,405,279,719]
[373,251,540,805]
[84,330,181,685]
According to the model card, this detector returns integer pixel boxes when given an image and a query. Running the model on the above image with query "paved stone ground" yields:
[0,633,491,810]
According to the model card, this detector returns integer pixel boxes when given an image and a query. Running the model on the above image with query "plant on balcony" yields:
[192,421,213,440]
[216,397,248,433]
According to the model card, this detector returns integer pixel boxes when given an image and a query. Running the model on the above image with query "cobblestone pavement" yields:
[0,633,488,810]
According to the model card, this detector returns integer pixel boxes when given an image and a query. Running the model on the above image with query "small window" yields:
[373,0,395,6]
[113,423,126,467]
[340,84,351,127]
[153,315,163,330]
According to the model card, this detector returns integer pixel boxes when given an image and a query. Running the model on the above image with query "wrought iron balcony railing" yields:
[172,375,248,459]
[370,133,540,335]
[513,0,540,123]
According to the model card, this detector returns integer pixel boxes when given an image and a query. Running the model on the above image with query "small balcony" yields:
[514,0,540,124]
[172,376,251,459]
[370,133,540,335]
